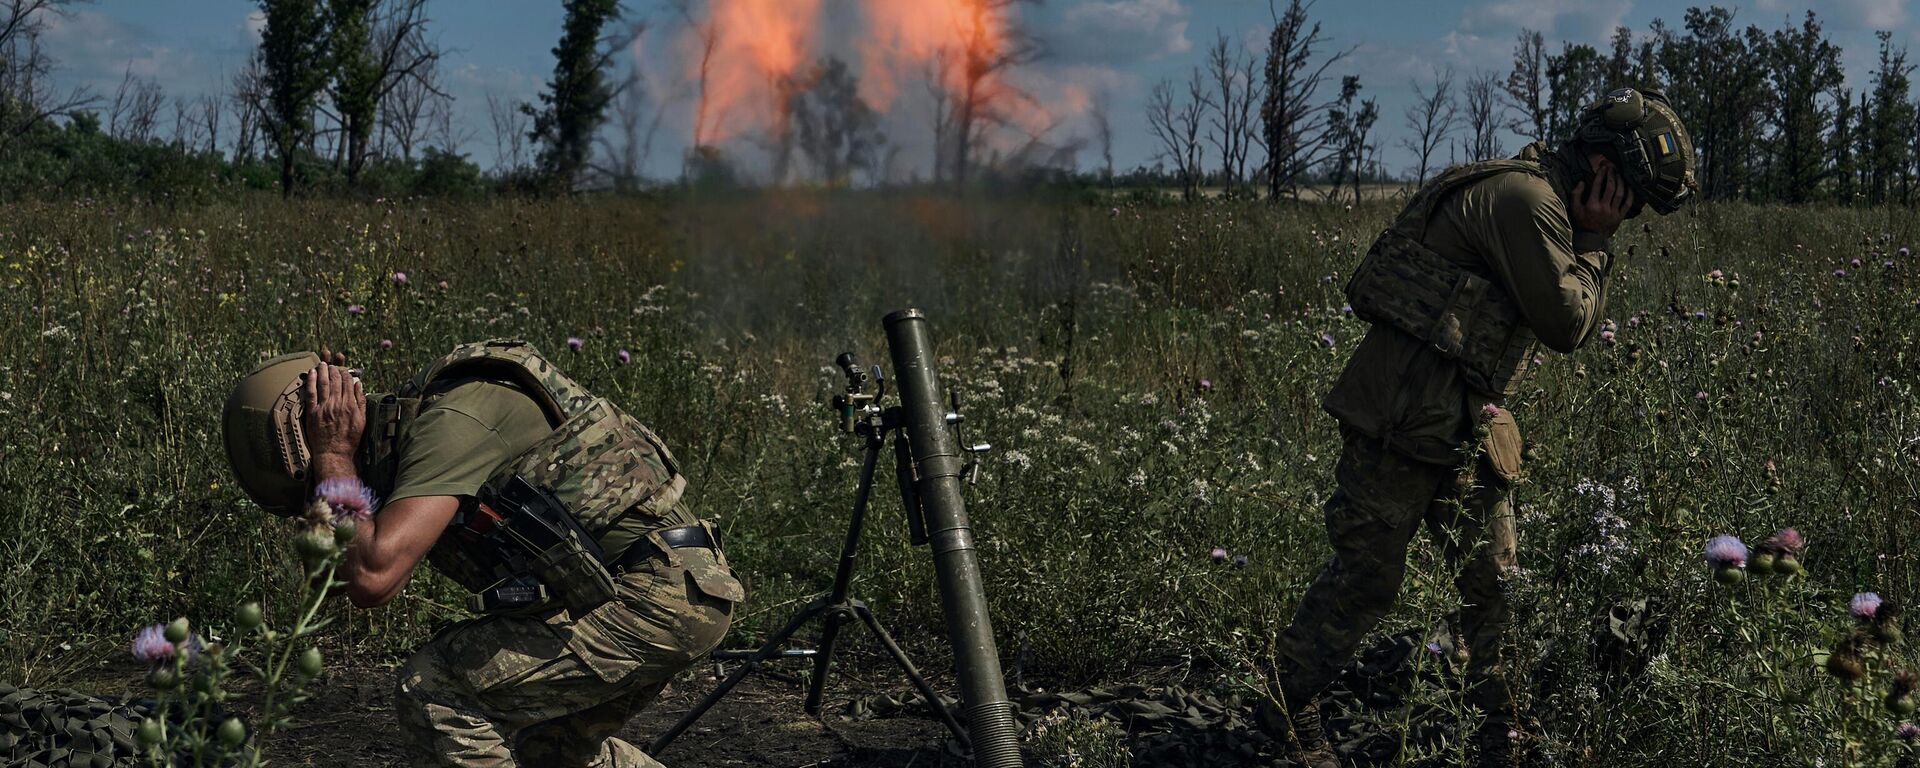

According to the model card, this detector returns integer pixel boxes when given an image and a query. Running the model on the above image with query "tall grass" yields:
[1,192,1916,763]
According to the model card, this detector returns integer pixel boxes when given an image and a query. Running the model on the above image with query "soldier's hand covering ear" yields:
[1570,154,1637,239]
[301,359,365,469]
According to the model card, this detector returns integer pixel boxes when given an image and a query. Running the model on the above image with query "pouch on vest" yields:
[669,522,745,603]
[1479,405,1524,484]
[468,474,618,615]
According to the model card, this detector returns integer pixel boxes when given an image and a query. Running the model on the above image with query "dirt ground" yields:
[62,653,963,767]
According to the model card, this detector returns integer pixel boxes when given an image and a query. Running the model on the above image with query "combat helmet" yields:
[1571,87,1697,214]
[222,351,321,516]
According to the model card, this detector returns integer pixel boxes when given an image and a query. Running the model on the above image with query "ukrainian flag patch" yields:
[1654,131,1677,157]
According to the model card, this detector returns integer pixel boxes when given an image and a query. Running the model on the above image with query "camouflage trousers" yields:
[395,549,736,767]
[1276,425,1518,720]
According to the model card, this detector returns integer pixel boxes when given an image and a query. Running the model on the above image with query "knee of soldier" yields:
[393,647,456,716]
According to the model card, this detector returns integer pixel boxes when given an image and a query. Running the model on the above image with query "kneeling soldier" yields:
[222,339,743,767]
[1265,88,1695,767]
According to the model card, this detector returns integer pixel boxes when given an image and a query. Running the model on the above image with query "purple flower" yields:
[566,336,584,351]
[1426,640,1445,656]
[1695,390,1708,402]
[1600,330,1615,342]
[392,271,408,285]
[1834,269,1848,278]
[132,625,173,663]
[1479,403,1502,422]
[436,280,449,290]
[1763,528,1805,557]
[1318,333,1336,349]
[1709,269,1723,279]
[1900,247,1912,258]
[617,349,631,365]
[1704,535,1747,569]
[346,304,365,315]
[1692,310,1707,320]
[315,477,380,522]
[131,624,198,665]
[1196,378,1213,392]
[1210,547,1228,562]
[1887,261,1897,269]
[1851,258,1863,269]
[379,338,393,350]
[1852,592,1884,621]
[1340,303,1353,315]
[1899,722,1920,741]
[1232,554,1249,567]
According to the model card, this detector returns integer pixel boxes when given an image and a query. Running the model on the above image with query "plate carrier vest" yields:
[361,339,689,606]
[1344,158,1548,397]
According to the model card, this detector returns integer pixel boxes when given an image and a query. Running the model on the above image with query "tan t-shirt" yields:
[389,377,552,503]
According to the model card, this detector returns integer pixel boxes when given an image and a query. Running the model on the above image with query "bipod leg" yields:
[852,599,972,750]
[805,428,886,715]
[647,597,830,755]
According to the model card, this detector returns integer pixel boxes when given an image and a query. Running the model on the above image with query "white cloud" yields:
[1462,0,1634,44]
[1833,0,1911,29]
[243,11,266,44]
[1054,0,1192,64]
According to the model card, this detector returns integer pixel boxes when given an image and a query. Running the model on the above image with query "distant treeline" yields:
[0,1,1914,205]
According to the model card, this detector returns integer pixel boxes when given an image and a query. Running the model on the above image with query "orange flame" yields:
[678,0,1081,169]
[687,0,822,145]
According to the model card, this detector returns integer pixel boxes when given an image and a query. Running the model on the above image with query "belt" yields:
[611,523,718,569]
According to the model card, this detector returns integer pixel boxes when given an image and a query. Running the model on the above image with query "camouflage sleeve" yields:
[1454,173,1613,354]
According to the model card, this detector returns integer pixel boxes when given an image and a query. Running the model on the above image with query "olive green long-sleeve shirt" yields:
[1322,143,1615,465]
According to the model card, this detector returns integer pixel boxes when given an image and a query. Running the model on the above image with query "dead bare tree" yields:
[109,66,165,142]
[197,92,222,154]
[229,58,266,161]
[590,21,664,191]
[1147,70,1213,202]
[1090,89,1113,184]
[945,0,1043,188]
[170,97,199,150]
[1204,31,1263,194]
[1400,65,1456,183]
[0,0,95,149]
[1463,68,1503,161]
[366,0,447,165]
[664,0,718,168]
[1260,0,1352,201]
[486,90,530,173]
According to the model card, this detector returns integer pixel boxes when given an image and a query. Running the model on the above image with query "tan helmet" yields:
[222,351,321,516]
[1573,87,1698,214]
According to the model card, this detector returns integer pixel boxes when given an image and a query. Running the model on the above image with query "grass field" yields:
[2,192,1918,765]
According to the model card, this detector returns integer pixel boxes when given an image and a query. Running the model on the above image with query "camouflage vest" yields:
[1344,158,1547,397]
[368,339,689,598]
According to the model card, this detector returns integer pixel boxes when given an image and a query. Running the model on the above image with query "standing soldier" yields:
[222,339,744,767]
[1263,88,1696,767]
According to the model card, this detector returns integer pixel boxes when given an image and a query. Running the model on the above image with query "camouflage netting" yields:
[0,684,223,768]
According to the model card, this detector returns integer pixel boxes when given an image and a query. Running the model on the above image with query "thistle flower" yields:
[1232,554,1249,567]
[346,304,365,315]
[131,623,199,665]
[392,271,408,285]
[1196,378,1213,393]
[1900,247,1912,258]
[1318,333,1336,349]
[1852,592,1884,621]
[1899,722,1920,742]
[315,476,380,522]
[1210,547,1227,562]
[380,338,393,350]
[566,336,584,351]
[1706,535,1746,584]
[1479,402,1502,422]
[1708,269,1723,280]
[1889,669,1919,714]
[1851,258,1863,269]
[617,349,631,365]
[1834,269,1848,278]
[132,624,174,664]
[1600,330,1615,342]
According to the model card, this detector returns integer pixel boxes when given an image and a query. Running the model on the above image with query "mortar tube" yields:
[883,308,1023,768]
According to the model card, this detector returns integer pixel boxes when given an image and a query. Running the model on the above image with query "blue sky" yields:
[40,0,1920,180]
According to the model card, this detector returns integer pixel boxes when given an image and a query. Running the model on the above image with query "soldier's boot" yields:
[1256,696,1339,768]
[1473,721,1518,768]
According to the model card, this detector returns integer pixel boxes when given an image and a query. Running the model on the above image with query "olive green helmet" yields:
[1573,87,1698,215]
[222,351,321,517]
